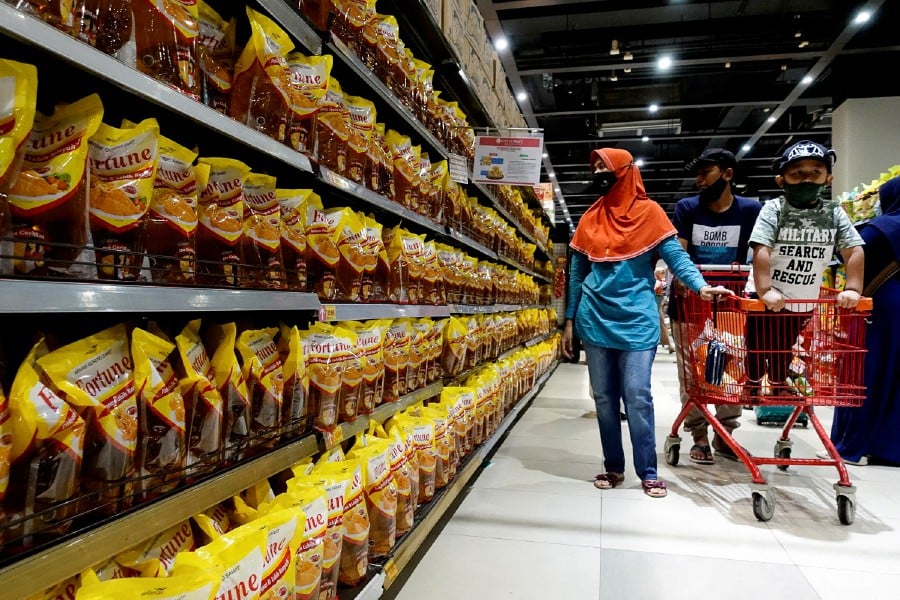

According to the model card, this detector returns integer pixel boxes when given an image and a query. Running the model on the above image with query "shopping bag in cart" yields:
[703,298,728,386]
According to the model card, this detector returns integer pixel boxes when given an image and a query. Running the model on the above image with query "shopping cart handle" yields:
[736,296,873,311]
[856,296,873,311]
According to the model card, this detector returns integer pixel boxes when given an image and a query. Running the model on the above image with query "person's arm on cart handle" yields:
[753,245,785,312]
[837,246,864,309]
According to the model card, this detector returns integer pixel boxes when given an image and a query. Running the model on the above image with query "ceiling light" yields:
[763,107,771,113]
[623,52,633,61]
[724,62,731,68]
[555,187,561,193]
[656,55,673,71]
[767,116,777,123]
[781,64,788,71]
[642,136,649,142]
[802,75,814,84]
[623,67,632,73]
[853,10,872,25]
[648,103,659,113]
[742,144,752,152]
[516,91,527,102]
[610,40,620,56]
[609,74,618,82]
[542,152,548,158]
[549,172,556,179]
[795,31,802,38]
[635,159,645,167]
[798,40,809,48]
[494,36,509,51]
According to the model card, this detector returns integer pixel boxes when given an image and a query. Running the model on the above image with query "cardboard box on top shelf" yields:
[442,0,467,57]
[465,0,486,43]
[423,0,442,25]
[490,50,504,88]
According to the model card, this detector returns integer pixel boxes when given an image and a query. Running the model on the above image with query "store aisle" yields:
[392,357,900,600]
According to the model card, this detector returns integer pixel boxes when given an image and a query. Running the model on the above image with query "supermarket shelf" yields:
[0,5,314,175]
[497,255,544,281]
[445,228,498,260]
[318,303,451,322]
[318,167,445,237]
[0,280,322,313]
[497,331,555,361]
[327,38,451,160]
[0,434,320,598]
[336,382,445,444]
[380,361,560,591]
[257,0,322,55]
[471,182,551,259]
[447,304,494,314]
[378,0,494,128]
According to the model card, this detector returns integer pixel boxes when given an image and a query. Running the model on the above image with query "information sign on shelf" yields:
[449,153,469,185]
[472,134,543,186]
[534,182,556,221]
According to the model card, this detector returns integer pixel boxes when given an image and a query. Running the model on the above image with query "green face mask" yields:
[783,182,824,208]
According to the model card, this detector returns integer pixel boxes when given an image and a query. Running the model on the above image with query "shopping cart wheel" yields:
[664,436,681,466]
[752,491,775,522]
[837,495,856,526]
[775,446,792,471]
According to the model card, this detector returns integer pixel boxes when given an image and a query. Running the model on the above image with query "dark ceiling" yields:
[476,0,900,232]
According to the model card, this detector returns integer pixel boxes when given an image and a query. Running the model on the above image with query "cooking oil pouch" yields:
[296,466,350,600]
[6,340,86,545]
[285,54,332,155]
[384,319,411,401]
[440,317,468,377]
[364,215,388,302]
[207,322,251,461]
[369,422,414,535]
[237,327,285,447]
[197,156,250,287]
[304,192,340,300]
[87,118,159,281]
[75,571,218,600]
[270,481,328,600]
[142,132,199,284]
[115,519,195,577]
[242,173,285,289]
[316,77,351,176]
[7,94,103,278]
[0,59,38,186]
[312,458,369,588]
[347,436,397,557]
[247,508,305,600]
[197,0,236,113]
[328,207,367,302]
[344,95,375,184]
[192,502,232,545]
[230,7,296,145]
[172,523,264,600]
[339,319,388,415]
[277,188,312,291]
[278,322,310,438]
[132,327,187,498]
[175,319,224,471]
[82,556,140,584]
[36,324,138,514]
[131,0,200,99]
[300,325,342,432]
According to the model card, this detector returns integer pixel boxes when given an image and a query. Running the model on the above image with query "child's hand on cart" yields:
[836,289,861,309]
[760,288,786,312]
[699,285,733,302]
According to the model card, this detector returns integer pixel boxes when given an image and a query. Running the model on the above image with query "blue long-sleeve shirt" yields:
[565,236,707,351]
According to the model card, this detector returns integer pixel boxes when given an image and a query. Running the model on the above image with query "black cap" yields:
[772,140,836,174]
[685,148,737,174]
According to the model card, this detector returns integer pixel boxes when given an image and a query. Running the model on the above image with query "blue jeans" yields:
[584,342,658,481]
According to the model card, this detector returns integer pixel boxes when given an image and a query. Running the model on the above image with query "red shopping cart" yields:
[665,266,872,524]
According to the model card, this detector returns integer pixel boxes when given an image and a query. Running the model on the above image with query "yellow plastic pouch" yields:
[306,462,356,597]
[208,322,251,461]
[192,502,232,545]
[75,571,218,600]
[197,0,237,113]
[26,575,81,600]
[304,192,340,300]
[237,327,285,446]
[115,520,196,577]
[175,319,224,472]
[36,324,138,513]
[250,508,306,600]
[0,59,38,185]
[344,95,376,184]
[132,327,187,498]
[313,458,369,587]
[277,189,312,292]
[6,340,86,544]
[174,520,266,600]
[300,324,345,432]
[242,172,285,289]
[87,117,159,280]
[328,207,367,302]
[196,157,250,286]
[285,54,332,155]
[7,94,103,278]
[340,319,388,415]
[348,436,397,557]
[272,480,329,600]
[278,322,310,438]
[384,319,410,401]
[441,317,468,377]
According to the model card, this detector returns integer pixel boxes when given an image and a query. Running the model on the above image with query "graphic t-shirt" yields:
[749,197,864,305]
[674,195,761,265]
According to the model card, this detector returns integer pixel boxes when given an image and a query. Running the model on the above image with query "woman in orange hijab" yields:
[562,148,729,498]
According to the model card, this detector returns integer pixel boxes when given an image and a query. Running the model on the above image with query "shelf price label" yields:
[449,153,469,184]
[319,305,337,321]
[323,426,345,449]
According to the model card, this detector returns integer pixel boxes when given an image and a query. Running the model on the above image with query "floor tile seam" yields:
[437,531,604,550]
[597,543,800,567]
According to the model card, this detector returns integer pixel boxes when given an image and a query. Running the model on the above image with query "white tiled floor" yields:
[393,357,900,599]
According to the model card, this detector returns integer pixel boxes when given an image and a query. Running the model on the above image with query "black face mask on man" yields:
[698,176,729,205]
[584,171,617,196]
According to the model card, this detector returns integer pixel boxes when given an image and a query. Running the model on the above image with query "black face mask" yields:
[584,171,617,196]
[698,176,729,205]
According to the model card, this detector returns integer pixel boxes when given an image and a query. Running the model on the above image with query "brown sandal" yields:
[594,472,625,490]
[642,479,668,498]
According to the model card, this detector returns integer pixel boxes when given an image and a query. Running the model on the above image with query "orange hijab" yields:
[569,148,676,262]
